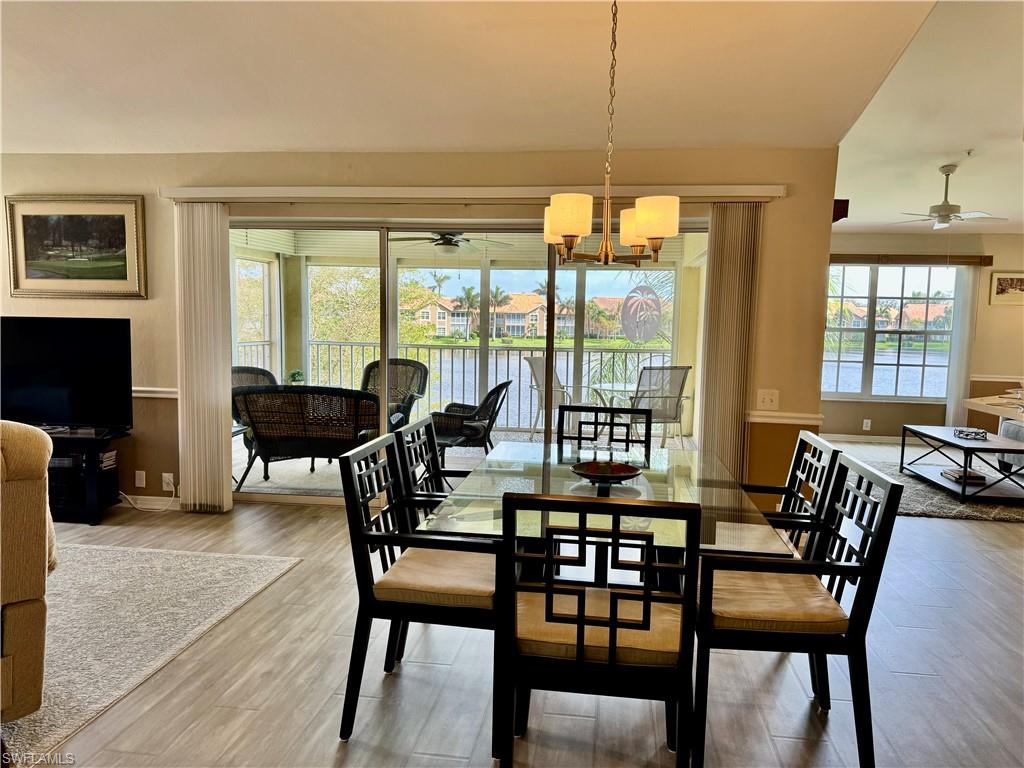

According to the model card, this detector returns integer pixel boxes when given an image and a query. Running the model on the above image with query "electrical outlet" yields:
[162,473,175,492]
[862,419,872,431]
[756,389,779,411]
[135,470,146,488]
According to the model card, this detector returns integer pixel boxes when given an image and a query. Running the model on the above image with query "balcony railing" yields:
[236,340,273,371]
[307,340,671,430]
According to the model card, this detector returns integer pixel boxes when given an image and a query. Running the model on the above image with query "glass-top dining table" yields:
[417,441,793,557]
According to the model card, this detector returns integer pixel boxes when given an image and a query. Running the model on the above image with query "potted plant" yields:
[286,369,305,385]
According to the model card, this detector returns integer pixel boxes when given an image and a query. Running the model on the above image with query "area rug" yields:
[0,543,300,757]
[872,461,1022,522]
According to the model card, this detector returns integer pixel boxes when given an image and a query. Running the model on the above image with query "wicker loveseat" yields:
[232,385,380,491]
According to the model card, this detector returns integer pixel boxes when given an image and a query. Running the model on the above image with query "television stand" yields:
[48,429,130,525]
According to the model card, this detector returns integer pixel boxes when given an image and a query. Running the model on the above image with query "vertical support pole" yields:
[478,254,491,403]
[378,227,390,436]
[572,263,586,404]
[544,244,557,445]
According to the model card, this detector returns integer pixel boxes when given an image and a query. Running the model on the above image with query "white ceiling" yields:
[1,1,931,154]
[834,1,1024,234]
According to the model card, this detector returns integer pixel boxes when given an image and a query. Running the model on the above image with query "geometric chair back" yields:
[499,492,701,667]
[817,454,903,635]
[776,430,843,556]
[394,416,448,496]
[556,404,653,462]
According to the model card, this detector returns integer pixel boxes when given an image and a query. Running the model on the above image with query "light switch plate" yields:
[862,419,872,431]
[162,473,175,492]
[756,389,779,411]
[135,470,146,488]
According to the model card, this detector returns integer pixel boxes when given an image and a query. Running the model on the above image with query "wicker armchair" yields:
[432,380,512,464]
[360,359,429,430]
[231,385,379,491]
[231,366,279,471]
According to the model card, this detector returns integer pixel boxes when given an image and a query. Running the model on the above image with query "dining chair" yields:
[394,416,471,497]
[692,454,904,768]
[556,404,653,464]
[493,493,701,768]
[741,430,844,558]
[629,365,691,447]
[337,433,499,746]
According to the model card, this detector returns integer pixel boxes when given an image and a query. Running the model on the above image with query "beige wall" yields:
[2,147,839,489]
[822,232,1024,436]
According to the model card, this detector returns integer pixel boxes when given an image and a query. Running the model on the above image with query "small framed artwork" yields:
[990,272,1024,306]
[6,194,147,298]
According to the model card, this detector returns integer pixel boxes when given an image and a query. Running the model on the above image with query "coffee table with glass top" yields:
[416,441,792,556]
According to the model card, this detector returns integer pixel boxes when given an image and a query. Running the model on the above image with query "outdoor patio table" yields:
[416,441,792,555]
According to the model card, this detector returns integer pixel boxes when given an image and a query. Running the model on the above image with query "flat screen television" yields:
[1,316,133,431]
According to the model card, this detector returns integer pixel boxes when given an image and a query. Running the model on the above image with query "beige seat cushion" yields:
[710,571,849,634]
[517,588,682,666]
[373,547,494,610]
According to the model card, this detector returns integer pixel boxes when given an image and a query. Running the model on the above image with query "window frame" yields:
[821,264,954,404]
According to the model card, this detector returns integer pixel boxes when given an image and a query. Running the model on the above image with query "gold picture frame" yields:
[6,194,147,298]
[990,271,1024,306]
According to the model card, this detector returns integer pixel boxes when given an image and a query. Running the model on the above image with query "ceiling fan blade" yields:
[957,211,1005,220]
[388,236,435,242]
[888,218,934,224]
[459,241,480,254]
[469,239,514,249]
[933,221,951,230]
[899,212,934,218]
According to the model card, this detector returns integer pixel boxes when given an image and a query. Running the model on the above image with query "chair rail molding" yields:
[969,374,1024,383]
[175,202,233,513]
[745,410,825,426]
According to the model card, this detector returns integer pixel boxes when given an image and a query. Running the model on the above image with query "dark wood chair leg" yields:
[665,699,678,753]
[813,652,831,712]
[808,653,820,698]
[384,619,403,674]
[492,640,514,762]
[848,644,875,768]
[692,643,711,768]
[513,685,531,737]
[339,609,373,741]
[235,453,258,492]
[394,620,410,662]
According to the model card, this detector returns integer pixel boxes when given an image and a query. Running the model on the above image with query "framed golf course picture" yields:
[6,194,147,298]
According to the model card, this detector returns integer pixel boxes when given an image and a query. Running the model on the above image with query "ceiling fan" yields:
[897,164,1007,230]
[388,232,514,255]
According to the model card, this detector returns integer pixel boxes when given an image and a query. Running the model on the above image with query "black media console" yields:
[47,429,129,525]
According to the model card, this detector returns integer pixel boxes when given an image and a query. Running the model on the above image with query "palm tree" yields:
[454,286,480,335]
[585,300,611,339]
[533,278,548,296]
[429,271,450,295]
[489,286,512,339]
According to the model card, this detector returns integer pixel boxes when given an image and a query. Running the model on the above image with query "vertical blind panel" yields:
[176,202,233,513]
[699,202,763,478]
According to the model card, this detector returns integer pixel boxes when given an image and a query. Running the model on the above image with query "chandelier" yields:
[544,0,680,266]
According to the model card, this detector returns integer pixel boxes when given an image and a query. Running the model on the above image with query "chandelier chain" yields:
[605,0,617,176]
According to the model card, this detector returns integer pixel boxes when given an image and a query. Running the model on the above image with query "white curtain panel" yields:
[175,202,233,513]
[945,266,978,426]
[699,202,763,477]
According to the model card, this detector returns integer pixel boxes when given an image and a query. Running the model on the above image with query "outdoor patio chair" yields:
[231,365,278,473]
[360,358,429,430]
[231,385,379,492]
[431,380,512,465]
[629,365,691,447]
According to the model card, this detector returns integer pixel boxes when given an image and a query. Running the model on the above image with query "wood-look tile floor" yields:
[51,442,1023,768]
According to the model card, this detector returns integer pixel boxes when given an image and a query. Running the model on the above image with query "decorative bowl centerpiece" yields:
[570,460,643,485]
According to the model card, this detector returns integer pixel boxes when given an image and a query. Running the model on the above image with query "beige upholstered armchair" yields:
[1,421,58,722]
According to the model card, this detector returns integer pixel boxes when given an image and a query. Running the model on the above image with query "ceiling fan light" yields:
[635,195,680,239]
[550,193,594,238]
[618,208,645,247]
[434,243,460,256]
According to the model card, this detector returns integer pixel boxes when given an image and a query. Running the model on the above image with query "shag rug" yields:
[873,462,1022,522]
[1,543,300,757]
